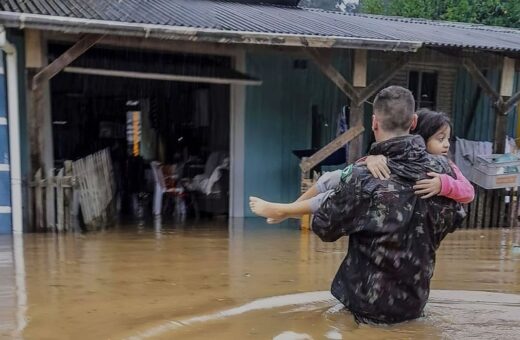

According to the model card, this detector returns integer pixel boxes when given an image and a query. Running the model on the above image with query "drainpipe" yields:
[0,27,23,234]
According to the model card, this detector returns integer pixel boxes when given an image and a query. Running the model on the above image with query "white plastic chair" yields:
[151,161,183,216]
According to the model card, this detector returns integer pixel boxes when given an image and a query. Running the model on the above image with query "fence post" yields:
[34,169,44,230]
[45,169,55,231]
[56,168,64,232]
[64,160,73,231]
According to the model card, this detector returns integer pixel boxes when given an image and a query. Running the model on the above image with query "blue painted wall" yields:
[243,50,351,216]
[0,53,12,233]
[10,29,29,232]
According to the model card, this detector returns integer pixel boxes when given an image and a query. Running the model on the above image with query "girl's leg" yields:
[289,170,342,204]
[249,197,313,220]
[315,170,342,194]
[249,192,330,223]
[248,170,342,223]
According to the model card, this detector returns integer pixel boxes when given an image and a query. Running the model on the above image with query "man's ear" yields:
[410,113,418,131]
[372,114,378,131]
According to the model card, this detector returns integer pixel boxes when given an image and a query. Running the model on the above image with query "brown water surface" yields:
[1,218,519,339]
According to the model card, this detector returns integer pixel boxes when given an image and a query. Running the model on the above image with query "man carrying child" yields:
[312,86,465,324]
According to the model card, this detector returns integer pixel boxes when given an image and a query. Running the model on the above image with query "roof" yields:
[0,0,519,53]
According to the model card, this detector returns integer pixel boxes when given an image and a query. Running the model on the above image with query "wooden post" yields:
[348,103,364,163]
[493,113,508,153]
[56,168,64,232]
[500,57,515,97]
[33,169,44,231]
[492,57,516,153]
[350,50,367,163]
[300,157,311,230]
[28,34,102,231]
[46,169,55,230]
[63,161,73,230]
[353,50,367,88]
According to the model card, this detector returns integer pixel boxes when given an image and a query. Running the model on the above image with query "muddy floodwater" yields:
[1,218,520,339]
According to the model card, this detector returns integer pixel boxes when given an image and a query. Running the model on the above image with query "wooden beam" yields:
[306,48,359,102]
[308,50,410,163]
[300,125,364,173]
[357,55,409,104]
[500,57,515,97]
[462,58,501,104]
[505,90,520,112]
[492,57,520,153]
[353,50,367,87]
[63,66,262,86]
[32,34,103,89]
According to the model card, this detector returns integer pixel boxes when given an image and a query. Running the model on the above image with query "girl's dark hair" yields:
[411,108,452,142]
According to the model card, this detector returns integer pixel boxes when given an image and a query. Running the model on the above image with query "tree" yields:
[359,0,520,28]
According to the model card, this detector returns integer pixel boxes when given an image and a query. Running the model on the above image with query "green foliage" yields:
[358,0,520,28]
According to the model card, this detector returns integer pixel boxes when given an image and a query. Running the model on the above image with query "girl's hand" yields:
[361,155,390,180]
[413,172,442,198]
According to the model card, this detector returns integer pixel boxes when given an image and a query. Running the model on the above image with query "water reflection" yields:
[0,234,26,339]
[0,221,518,339]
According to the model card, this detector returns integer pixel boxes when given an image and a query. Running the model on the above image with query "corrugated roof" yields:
[0,0,519,52]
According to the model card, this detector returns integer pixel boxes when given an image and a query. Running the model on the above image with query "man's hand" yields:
[360,155,390,180]
[413,172,442,198]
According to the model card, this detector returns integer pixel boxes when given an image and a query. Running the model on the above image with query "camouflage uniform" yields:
[312,135,466,324]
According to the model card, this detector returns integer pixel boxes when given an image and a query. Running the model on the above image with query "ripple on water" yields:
[127,290,520,340]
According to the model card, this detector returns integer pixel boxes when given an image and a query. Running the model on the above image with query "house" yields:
[0,0,518,233]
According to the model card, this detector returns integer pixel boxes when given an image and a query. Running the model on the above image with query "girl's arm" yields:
[359,155,390,180]
[439,162,475,204]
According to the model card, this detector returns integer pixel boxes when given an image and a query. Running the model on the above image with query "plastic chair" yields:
[151,161,184,216]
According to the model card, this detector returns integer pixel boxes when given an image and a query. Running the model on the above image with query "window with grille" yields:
[408,71,438,110]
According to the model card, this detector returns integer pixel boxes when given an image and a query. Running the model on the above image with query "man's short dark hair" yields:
[373,86,415,132]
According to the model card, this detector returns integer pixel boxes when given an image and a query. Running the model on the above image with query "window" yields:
[408,71,438,110]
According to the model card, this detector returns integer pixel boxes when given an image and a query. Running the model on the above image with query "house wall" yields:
[452,69,519,141]
[242,48,519,218]
[243,50,351,216]
[371,48,519,143]
[0,53,11,232]
[0,29,28,233]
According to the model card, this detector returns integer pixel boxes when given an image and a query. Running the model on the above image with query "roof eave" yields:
[0,11,422,52]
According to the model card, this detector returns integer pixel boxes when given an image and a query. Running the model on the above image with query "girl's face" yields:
[426,124,451,156]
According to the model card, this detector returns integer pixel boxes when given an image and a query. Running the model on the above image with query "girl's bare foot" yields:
[249,196,286,220]
[266,217,287,224]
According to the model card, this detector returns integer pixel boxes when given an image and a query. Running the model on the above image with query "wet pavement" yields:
[1,218,519,339]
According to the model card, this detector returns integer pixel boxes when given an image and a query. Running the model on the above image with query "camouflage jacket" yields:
[312,135,466,324]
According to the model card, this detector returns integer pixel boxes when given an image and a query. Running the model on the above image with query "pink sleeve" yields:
[439,162,475,204]
[355,156,367,164]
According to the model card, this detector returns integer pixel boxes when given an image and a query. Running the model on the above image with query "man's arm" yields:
[311,165,366,242]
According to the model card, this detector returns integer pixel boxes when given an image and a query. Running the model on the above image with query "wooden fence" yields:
[32,149,116,231]
[462,185,519,229]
